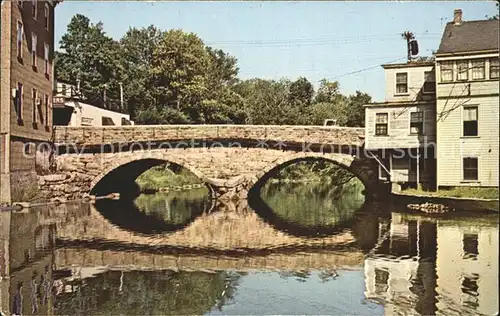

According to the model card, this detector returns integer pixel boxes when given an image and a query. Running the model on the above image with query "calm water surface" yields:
[1,182,498,315]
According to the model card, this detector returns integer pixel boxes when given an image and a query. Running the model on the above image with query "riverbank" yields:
[135,164,201,191]
[392,191,499,213]
[402,187,499,200]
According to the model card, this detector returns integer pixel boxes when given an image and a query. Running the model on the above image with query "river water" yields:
[0,182,498,315]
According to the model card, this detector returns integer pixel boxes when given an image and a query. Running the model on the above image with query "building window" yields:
[440,61,454,82]
[32,0,37,19]
[410,111,424,135]
[490,58,499,79]
[457,61,469,81]
[32,89,38,123]
[395,72,408,94]
[463,106,478,136]
[32,33,37,67]
[44,94,49,126]
[44,3,50,29]
[463,234,479,258]
[17,21,23,59]
[471,59,485,80]
[16,83,23,120]
[463,158,478,181]
[423,71,435,93]
[375,113,388,136]
[461,275,479,308]
[374,269,389,294]
[44,43,49,76]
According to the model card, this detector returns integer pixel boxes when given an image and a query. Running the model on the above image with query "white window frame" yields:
[394,72,409,95]
[457,60,469,81]
[422,71,436,94]
[17,82,23,120]
[440,61,454,82]
[16,20,23,59]
[32,88,38,123]
[462,104,479,137]
[44,94,50,126]
[409,110,425,135]
[44,42,50,75]
[32,32,38,67]
[471,59,485,80]
[375,112,389,136]
[490,58,499,79]
[462,156,479,182]
[44,3,50,29]
[32,0,37,19]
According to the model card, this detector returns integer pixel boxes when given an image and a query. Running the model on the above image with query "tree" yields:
[345,91,371,127]
[234,78,303,125]
[149,29,217,123]
[288,77,314,106]
[120,25,164,117]
[314,79,342,104]
[55,14,123,110]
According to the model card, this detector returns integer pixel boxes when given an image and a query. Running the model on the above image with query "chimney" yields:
[453,9,463,25]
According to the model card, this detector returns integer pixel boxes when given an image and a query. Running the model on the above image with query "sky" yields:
[54,1,498,102]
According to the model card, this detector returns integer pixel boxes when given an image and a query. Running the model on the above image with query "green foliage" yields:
[56,14,372,126]
[261,180,365,227]
[134,190,210,225]
[135,163,202,190]
[54,270,241,315]
[56,14,124,111]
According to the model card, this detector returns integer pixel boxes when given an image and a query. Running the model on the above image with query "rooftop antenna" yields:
[401,31,419,62]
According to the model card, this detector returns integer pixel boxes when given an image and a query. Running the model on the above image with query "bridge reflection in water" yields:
[0,186,498,315]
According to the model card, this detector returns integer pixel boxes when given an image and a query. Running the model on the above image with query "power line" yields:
[204,33,441,46]
[239,55,406,76]
[320,57,407,81]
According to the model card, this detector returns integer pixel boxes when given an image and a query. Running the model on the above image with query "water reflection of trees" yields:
[93,190,211,234]
[54,270,242,315]
[278,270,339,283]
[134,189,210,225]
[261,180,365,228]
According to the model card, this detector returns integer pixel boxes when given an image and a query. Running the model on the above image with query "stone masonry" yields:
[34,125,386,201]
[53,124,365,147]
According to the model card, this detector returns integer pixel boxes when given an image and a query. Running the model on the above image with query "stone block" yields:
[41,174,69,182]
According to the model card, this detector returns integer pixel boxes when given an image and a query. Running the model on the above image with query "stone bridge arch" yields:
[207,151,380,200]
[49,147,386,201]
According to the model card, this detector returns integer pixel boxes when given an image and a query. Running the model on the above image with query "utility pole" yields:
[401,31,415,62]
[119,82,124,111]
[103,84,107,109]
[416,147,420,190]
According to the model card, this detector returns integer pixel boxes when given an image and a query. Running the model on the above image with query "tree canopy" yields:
[55,14,372,127]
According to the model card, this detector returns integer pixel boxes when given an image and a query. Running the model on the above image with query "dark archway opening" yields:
[91,159,211,234]
[248,157,368,237]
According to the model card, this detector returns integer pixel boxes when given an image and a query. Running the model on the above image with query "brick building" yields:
[1,0,60,203]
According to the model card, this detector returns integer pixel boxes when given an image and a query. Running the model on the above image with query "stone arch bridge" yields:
[41,125,389,200]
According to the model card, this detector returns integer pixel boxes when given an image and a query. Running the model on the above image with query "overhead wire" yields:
[204,33,441,47]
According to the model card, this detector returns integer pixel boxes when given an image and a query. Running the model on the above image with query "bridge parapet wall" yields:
[53,125,365,147]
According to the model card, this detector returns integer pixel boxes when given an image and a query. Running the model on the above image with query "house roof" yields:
[363,101,435,108]
[436,19,499,55]
[381,61,435,69]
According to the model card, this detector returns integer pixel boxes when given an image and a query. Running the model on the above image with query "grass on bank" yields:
[402,187,499,200]
[135,164,202,191]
